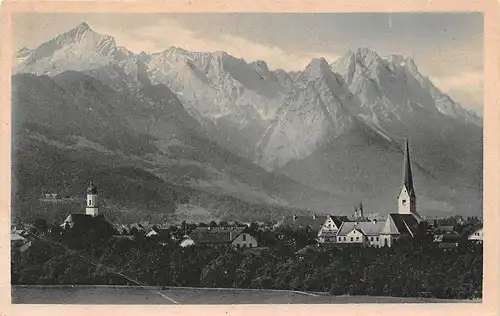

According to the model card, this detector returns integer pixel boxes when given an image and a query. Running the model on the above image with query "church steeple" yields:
[397,138,419,218]
[86,180,99,216]
[402,137,415,198]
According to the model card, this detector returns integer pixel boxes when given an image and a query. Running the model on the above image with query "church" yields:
[60,181,110,231]
[334,138,423,247]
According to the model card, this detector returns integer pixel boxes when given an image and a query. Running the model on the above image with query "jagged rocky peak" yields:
[251,60,272,80]
[304,57,332,76]
[164,46,190,56]
[385,54,419,75]
[353,47,381,63]
[333,48,383,71]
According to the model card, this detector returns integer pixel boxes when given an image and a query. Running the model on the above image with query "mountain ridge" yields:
[12,22,483,217]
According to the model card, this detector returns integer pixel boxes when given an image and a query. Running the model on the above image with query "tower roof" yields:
[87,181,97,194]
[402,138,416,197]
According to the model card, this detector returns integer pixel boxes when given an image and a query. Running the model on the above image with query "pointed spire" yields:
[402,137,415,197]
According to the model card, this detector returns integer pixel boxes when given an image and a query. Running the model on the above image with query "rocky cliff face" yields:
[12,22,483,217]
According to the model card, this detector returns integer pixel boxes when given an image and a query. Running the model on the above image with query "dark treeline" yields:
[11,224,482,300]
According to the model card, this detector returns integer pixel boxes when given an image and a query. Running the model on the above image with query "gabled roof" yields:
[328,215,351,228]
[338,222,385,236]
[382,214,420,236]
[188,226,246,244]
[468,227,483,237]
[282,215,327,230]
[11,233,26,242]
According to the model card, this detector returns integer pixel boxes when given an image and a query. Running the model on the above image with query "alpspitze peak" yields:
[68,22,96,36]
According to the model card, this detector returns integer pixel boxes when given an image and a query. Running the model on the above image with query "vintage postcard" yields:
[1,1,499,315]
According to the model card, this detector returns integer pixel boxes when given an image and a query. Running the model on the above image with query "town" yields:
[11,139,484,252]
[10,139,483,300]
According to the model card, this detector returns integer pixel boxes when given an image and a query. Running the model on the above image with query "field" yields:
[11,285,481,304]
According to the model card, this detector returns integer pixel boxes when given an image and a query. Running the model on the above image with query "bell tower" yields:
[397,138,418,217]
[85,181,99,216]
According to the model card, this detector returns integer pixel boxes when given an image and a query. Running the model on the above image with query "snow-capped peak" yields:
[13,22,122,76]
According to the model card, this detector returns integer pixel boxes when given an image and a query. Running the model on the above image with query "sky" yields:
[12,13,483,114]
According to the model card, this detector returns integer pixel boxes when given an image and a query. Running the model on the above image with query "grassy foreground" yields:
[11,285,481,305]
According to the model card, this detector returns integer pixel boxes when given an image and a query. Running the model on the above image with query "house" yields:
[336,220,385,247]
[11,233,28,247]
[187,226,258,249]
[468,228,483,244]
[317,215,350,244]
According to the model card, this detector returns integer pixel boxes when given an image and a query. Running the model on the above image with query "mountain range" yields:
[12,22,483,221]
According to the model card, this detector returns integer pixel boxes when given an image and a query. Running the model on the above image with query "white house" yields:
[468,228,483,243]
[317,215,350,244]
[336,221,385,247]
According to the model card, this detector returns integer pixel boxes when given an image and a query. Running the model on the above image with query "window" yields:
[88,200,91,206]
[236,244,240,249]
[376,237,380,241]
[370,237,373,241]
[338,237,341,242]
[249,244,252,248]
[402,199,407,205]
[242,234,246,241]
[356,237,359,241]
[243,244,246,248]
[350,237,353,241]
